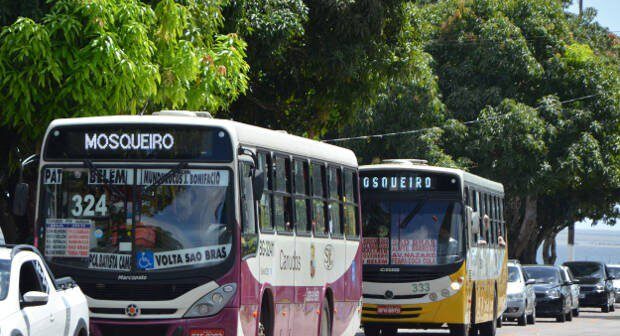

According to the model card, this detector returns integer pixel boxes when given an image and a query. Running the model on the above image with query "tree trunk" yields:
[510,195,538,260]
[542,231,558,265]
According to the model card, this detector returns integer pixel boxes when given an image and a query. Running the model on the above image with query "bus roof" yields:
[360,162,504,194]
[45,114,358,167]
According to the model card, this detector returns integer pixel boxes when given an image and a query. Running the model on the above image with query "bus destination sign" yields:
[45,125,233,161]
[361,171,459,192]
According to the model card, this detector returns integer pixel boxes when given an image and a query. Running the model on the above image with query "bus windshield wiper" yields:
[142,162,189,193]
[399,199,426,229]
[83,160,125,199]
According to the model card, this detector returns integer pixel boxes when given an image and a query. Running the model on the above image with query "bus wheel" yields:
[363,326,380,336]
[319,297,332,336]
[478,291,497,336]
[449,324,472,336]
[381,327,397,335]
[259,295,273,336]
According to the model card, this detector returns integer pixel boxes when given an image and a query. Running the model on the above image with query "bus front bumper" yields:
[90,308,238,336]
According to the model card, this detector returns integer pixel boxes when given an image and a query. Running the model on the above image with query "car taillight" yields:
[190,329,225,336]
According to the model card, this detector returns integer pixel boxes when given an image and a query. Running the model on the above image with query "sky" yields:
[567,0,620,32]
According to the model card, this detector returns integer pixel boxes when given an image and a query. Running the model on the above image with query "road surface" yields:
[356,304,620,335]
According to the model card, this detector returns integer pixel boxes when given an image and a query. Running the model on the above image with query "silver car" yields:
[561,266,581,316]
[607,264,620,303]
[504,260,536,325]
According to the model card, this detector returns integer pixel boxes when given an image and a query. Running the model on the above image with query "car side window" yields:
[18,260,46,300]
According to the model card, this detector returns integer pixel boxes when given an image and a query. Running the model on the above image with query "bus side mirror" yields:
[252,169,265,201]
[12,182,29,217]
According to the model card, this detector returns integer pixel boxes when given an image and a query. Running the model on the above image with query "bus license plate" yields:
[579,293,585,299]
[377,305,401,315]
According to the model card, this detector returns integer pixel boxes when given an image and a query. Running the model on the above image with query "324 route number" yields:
[71,194,108,217]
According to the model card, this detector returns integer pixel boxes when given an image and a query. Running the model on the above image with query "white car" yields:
[607,264,620,303]
[0,244,89,336]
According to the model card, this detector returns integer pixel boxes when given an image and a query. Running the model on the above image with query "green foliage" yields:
[0,0,249,143]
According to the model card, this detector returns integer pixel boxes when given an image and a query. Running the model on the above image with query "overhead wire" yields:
[322,93,602,143]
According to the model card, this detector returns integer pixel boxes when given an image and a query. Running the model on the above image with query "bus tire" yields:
[381,327,397,335]
[449,324,472,336]
[478,289,497,336]
[259,293,273,336]
[363,326,380,336]
[319,296,332,336]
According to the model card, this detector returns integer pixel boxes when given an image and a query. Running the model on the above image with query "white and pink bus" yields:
[26,111,362,336]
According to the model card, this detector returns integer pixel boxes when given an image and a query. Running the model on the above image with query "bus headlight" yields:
[184,283,237,318]
[450,277,464,291]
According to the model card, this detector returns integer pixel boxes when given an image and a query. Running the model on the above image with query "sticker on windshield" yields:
[89,252,131,271]
[45,219,92,258]
[43,168,63,185]
[362,237,389,264]
[137,169,229,187]
[391,239,437,265]
[88,168,134,185]
[136,244,231,270]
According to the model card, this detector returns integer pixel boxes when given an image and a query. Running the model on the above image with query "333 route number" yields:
[411,282,431,294]
[71,194,108,217]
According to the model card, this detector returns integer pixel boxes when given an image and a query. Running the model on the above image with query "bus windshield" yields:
[40,167,233,273]
[362,197,464,266]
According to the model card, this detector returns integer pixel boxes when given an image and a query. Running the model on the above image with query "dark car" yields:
[522,265,573,322]
[563,261,616,312]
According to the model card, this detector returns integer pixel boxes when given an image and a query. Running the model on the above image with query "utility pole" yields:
[568,223,575,262]
[579,0,583,16]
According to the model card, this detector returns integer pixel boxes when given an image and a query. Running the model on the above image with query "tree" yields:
[223,0,419,135]
[0,0,250,241]
[428,0,620,263]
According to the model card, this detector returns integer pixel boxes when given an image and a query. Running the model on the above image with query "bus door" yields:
[239,159,260,311]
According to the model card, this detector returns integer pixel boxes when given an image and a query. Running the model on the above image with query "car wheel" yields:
[572,308,579,317]
[496,315,502,328]
[517,312,527,326]
[556,312,566,323]
[602,304,610,313]
[610,303,616,312]
[566,311,573,322]
[527,311,536,325]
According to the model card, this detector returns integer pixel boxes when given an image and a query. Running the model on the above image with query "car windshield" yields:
[362,196,464,265]
[564,263,604,280]
[0,260,9,300]
[508,266,521,283]
[524,267,560,284]
[40,167,233,272]
[608,267,620,279]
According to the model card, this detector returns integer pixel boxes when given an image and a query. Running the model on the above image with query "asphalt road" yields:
[356,304,620,336]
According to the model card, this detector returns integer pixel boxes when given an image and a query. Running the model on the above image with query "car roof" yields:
[606,264,620,268]
[523,264,558,269]
[563,261,604,266]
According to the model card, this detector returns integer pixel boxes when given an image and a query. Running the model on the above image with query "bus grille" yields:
[363,271,442,283]
[362,306,422,319]
[81,282,197,301]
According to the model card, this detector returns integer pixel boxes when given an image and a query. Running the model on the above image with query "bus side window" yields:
[274,155,293,233]
[311,162,327,236]
[293,159,310,234]
[239,160,257,257]
[343,169,359,238]
[258,152,273,232]
[464,187,470,207]
[473,190,480,244]
[327,166,342,237]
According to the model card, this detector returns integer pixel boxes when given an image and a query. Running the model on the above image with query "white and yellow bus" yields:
[360,159,507,336]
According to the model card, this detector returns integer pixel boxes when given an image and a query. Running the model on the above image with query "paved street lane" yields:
[356,304,620,336]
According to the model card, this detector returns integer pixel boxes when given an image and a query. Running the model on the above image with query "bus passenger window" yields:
[258,152,273,232]
[343,169,359,238]
[293,159,310,234]
[274,156,293,232]
[311,163,327,236]
[327,167,342,236]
